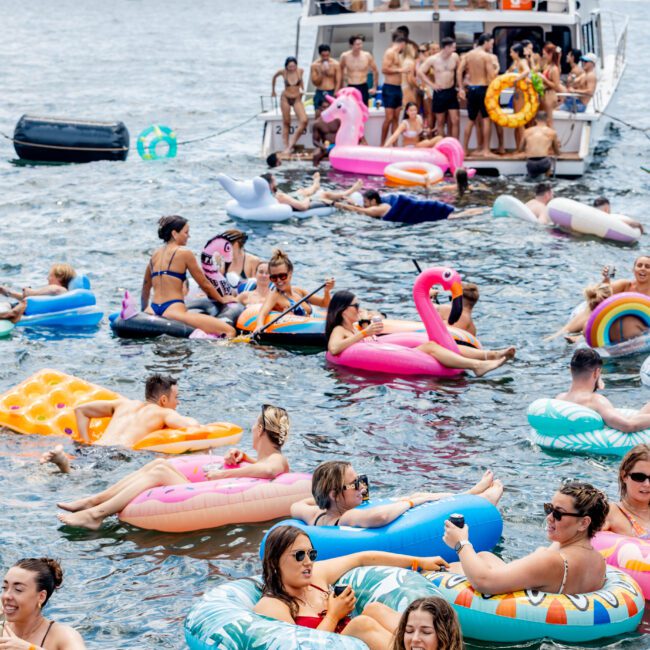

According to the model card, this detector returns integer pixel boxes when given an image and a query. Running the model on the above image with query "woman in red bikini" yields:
[254,525,448,649]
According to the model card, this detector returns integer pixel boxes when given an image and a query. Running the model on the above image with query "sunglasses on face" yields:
[628,472,650,484]
[543,502,584,521]
[349,302,360,310]
[419,48,427,53]
[290,549,318,562]
[343,475,369,492]
[270,272,289,282]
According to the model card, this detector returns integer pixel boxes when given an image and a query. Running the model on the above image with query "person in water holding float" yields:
[442,481,608,595]
[238,261,271,306]
[325,290,514,377]
[392,596,463,650]
[254,525,448,649]
[253,249,334,334]
[56,404,290,530]
[291,460,502,528]
[141,215,238,337]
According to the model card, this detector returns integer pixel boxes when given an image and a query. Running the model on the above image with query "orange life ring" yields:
[383,161,444,187]
[485,73,539,129]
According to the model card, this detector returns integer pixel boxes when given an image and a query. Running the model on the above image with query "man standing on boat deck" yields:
[417,37,460,139]
[340,34,378,108]
[381,33,407,145]
[457,33,496,157]
[519,119,560,178]
[310,44,341,118]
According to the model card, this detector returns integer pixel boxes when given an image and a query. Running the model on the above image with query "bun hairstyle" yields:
[260,405,290,447]
[158,215,188,242]
[14,558,63,606]
[558,481,609,538]
[268,248,294,273]
[584,282,612,311]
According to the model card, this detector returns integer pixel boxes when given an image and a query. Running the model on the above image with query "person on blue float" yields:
[325,290,514,376]
[291,460,503,528]
[141,215,238,337]
[392,596,463,650]
[254,524,448,649]
[443,481,608,595]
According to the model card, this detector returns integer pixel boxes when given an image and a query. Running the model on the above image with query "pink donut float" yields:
[119,454,311,533]
[592,531,650,598]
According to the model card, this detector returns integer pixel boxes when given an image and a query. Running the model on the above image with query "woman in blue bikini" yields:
[141,215,238,336]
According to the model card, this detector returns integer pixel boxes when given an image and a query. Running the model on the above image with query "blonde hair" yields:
[584,283,612,311]
[259,404,290,447]
[268,248,294,273]
[49,264,76,288]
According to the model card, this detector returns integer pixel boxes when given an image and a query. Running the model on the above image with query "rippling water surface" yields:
[1,0,650,647]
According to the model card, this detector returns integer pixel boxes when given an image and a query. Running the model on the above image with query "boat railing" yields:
[598,9,628,81]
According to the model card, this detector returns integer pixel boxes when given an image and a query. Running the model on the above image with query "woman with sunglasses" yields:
[292,461,502,528]
[56,405,290,530]
[253,249,335,334]
[238,261,272,306]
[254,525,448,648]
[442,481,608,595]
[218,229,262,291]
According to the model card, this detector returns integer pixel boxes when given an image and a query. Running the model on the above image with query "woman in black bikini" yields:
[1,558,86,649]
[141,215,238,337]
[271,57,309,155]
[219,229,261,290]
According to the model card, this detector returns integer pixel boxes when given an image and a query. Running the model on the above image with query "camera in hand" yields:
[449,513,465,528]
[333,585,347,597]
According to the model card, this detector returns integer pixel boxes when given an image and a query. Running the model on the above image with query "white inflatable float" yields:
[216,173,335,222]
[548,198,641,243]
[492,195,538,224]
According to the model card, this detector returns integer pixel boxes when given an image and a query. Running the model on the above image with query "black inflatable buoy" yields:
[13,115,129,163]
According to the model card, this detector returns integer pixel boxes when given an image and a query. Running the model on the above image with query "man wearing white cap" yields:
[560,53,597,112]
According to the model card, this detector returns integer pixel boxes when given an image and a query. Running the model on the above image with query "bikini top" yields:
[2,620,55,647]
[402,119,423,139]
[617,503,650,539]
[281,291,310,317]
[314,512,340,526]
[557,552,569,594]
[293,584,350,633]
[224,253,247,280]
[284,73,302,88]
[150,248,187,282]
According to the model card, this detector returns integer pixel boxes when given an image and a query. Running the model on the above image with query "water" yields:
[0,0,649,647]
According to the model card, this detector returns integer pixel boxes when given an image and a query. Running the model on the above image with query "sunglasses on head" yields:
[543,502,584,521]
[343,475,369,492]
[290,549,318,562]
[628,472,650,484]
[270,272,289,282]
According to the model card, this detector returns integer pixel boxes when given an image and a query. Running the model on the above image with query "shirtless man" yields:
[312,115,341,166]
[418,37,460,139]
[73,374,199,448]
[519,120,560,177]
[340,34,378,107]
[433,282,479,336]
[561,52,597,113]
[381,33,407,144]
[525,181,553,224]
[594,196,644,233]
[457,33,496,156]
[558,349,650,432]
[310,44,341,118]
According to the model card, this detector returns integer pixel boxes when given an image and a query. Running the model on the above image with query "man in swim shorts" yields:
[519,120,560,178]
[381,32,407,144]
[310,44,341,118]
[340,34,378,107]
[74,374,200,449]
[558,349,650,432]
[525,181,553,224]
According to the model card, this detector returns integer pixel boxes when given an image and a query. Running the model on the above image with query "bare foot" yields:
[474,356,506,377]
[481,479,504,506]
[498,346,516,360]
[57,510,103,530]
[469,469,494,494]
[40,444,71,473]
[350,179,363,192]
[57,496,96,512]
[282,147,292,156]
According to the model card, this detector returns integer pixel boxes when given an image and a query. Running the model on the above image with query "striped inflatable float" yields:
[585,292,650,349]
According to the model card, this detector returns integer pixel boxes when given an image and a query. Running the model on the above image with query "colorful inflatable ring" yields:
[485,74,539,129]
[425,567,643,643]
[528,398,650,457]
[593,531,650,599]
[137,124,177,160]
[383,161,444,187]
[584,292,650,348]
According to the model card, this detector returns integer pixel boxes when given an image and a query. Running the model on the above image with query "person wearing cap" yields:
[219,230,262,291]
[560,53,597,113]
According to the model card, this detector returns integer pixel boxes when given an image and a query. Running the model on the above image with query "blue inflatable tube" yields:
[383,194,455,225]
[261,494,502,561]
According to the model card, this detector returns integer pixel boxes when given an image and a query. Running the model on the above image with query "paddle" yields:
[233,282,328,344]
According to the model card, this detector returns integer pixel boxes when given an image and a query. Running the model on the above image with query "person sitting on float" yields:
[0,263,77,323]
[56,405,290,530]
[254,525,448,649]
[291,460,502,528]
[325,291,514,377]
[431,281,479,336]
[218,229,262,289]
[442,481,608,595]
[1,558,86,649]
[253,249,334,334]
[141,215,238,337]
[382,102,443,148]
[238,261,272,306]
[391,596,463,650]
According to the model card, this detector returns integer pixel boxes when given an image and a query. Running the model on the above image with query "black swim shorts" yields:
[526,156,553,177]
[382,83,403,109]
[348,83,370,106]
[432,87,460,113]
[466,85,488,120]
[313,89,331,110]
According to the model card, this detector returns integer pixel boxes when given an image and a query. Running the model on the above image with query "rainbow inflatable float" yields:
[593,531,650,599]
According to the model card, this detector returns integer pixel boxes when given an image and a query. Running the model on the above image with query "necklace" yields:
[6,616,45,642]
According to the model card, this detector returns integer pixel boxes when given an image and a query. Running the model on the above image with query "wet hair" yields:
[392,32,406,44]
[363,189,382,205]
[218,229,248,246]
[543,42,561,68]
[569,48,583,63]
[312,460,351,509]
[462,282,479,307]
[284,56,298,69]
[157,215,188,242]
[266,152,280,168]
[268,248,294,273]
[593,196,610,209]
[12,558,63,607]
[261,525,311,619]
[558,481,609,538]
[396,25,410,37]
[260,172,275,188]
[477,33,493,46]
[392,596,463,650]
[441,37,455,49]
[49,264,76,288]
[455,168,469,197]
[258,404,291,447]
[619,444,650,499]
[511,42,525,59]
[349,34,365,45]
[569,348,603,376]
[401,101,418,121]
[535,181,552,196]
[583,282,612,311]
[144,374,177,402]
[325,290,356,342]
[318,44,331,54]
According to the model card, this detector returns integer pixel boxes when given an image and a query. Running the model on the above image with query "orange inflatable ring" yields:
[485,73,539,129]
[384,161,444,187]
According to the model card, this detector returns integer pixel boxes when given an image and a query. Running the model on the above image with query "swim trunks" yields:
[382,83,403,109]
[559,96,587,113]
[348,83,370,106]
[432,87,459,113]
[526,156,553,177]
[466,85,488,120]
[313,89,331,110]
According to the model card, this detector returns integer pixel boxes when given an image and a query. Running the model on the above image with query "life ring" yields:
[384,161,444,187]
[137,124,177,160]
[584,292,650,348]
[593,531,650,599]
[485,74,539,129]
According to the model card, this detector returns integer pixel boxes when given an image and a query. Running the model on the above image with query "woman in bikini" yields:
[141,215,238,337]
[218,229,261,291]
[383,102,442,148]
[443,481,608,596]
[272,57,309,155]
[254,525,448,649]
[507,43,531,151]
[253,249,335,334]
[540,42,562,128]
[1,558,86,649]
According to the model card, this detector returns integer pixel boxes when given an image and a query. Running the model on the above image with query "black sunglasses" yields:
[343,475,368,492]
[543,502,584,521]
[629,472,650,484]
[291,549,318,562]
[349,302,360,310]
[270,272,289,282]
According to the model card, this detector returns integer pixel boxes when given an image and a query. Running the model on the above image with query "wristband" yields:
[361,330,369,338]
[411,559,420,572]
[29,646,37,650]
[402,499,414,508]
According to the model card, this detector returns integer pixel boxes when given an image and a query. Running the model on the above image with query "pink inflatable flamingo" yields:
[201,235,233,297]
[320,88,469,177]
[327,267,473,376]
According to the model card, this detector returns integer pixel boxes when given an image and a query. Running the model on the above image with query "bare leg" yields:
[0,301,27,323]
[448,109,460,140]
[40,444,71,474]
[361,602,401,633]
[416,341,508,377]
[434,111,446,138]
[280,95,292,151]
[319,180,363,201]
[479,113,492,156]
[495,124,505,154]
[458,346,516,361]
[416,135,443,148]
[381,108,397,144]
[342,615,395,650]
[161,304,235,337]
[467,469,494,494]
[463,119,475,155]
[480,479,504,505]
[287,100,309,152]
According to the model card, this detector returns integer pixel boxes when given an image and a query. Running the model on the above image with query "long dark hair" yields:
[325,290,356,342]
[261,525,311,618]
[392,597,463,650]
[402,101,418,122]
[511,42,525,59]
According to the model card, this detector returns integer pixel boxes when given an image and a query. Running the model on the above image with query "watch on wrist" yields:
[454,540,472,554]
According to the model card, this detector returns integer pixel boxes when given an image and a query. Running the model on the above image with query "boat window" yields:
[439,21,485,54]
[492,26,544,72]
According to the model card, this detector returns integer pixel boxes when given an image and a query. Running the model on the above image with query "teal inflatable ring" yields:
[137,125,177,160]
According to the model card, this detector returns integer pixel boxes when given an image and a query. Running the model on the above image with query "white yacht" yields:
[260,0,627,176]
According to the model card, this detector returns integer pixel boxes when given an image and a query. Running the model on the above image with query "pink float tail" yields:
[433,137,465,175]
